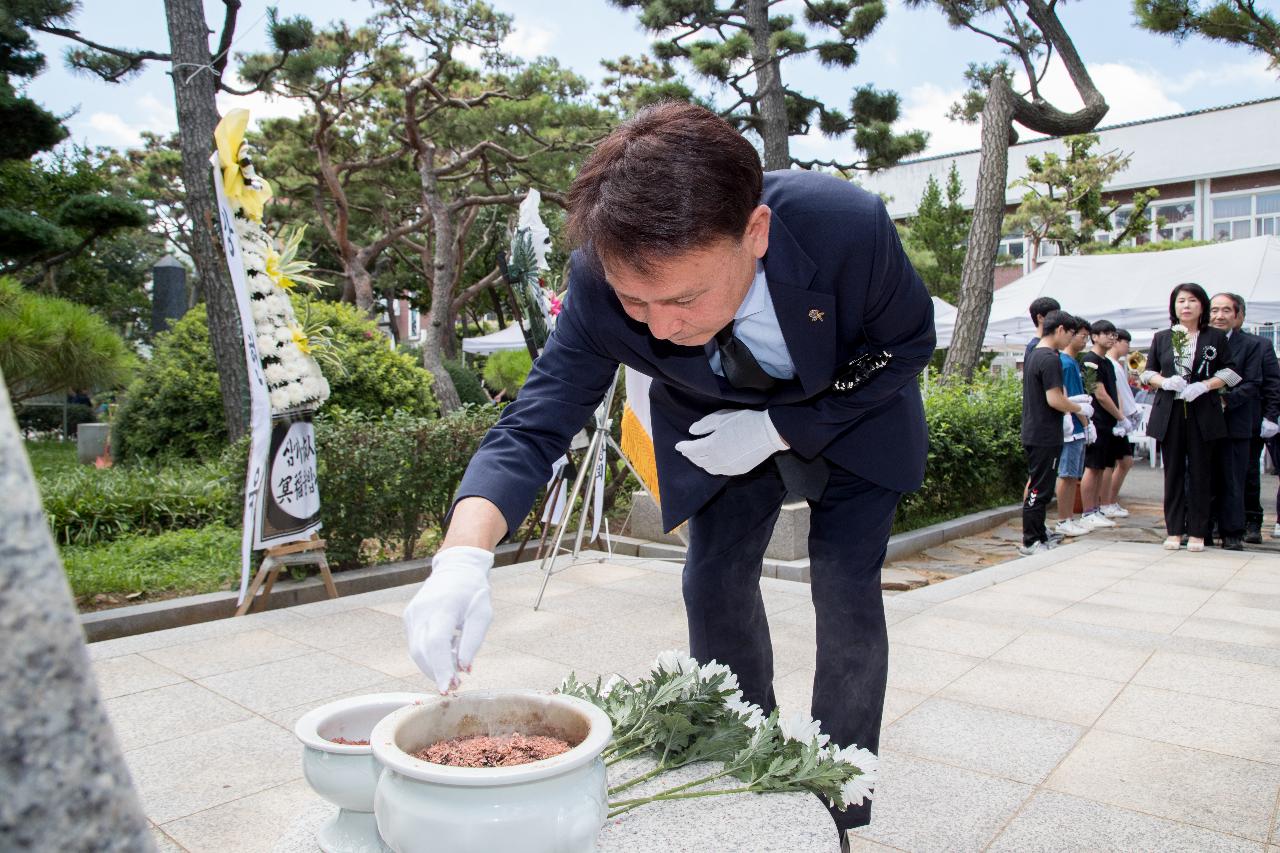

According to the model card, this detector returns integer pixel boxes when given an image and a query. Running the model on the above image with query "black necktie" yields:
[712,322,829,500]
[715,322,777,391]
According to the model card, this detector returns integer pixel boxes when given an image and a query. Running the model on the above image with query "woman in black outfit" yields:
[1141,283,1241,551]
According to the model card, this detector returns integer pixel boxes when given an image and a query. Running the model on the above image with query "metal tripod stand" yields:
[532,367,678,610]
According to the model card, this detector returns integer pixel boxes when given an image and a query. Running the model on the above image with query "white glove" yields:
[1085,423,1098,445]
[1161,375,1188,394]
[404,546,494,694]
[1112,423,1129,437]
[675,409,788,476]
[1177,381,1209,402]
[1074,400,1094,420]
[1062,414,1075,440]
[1262,419,1280,439]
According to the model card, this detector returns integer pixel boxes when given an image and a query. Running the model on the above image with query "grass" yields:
[61,523,241,608]
[23,439,79,477]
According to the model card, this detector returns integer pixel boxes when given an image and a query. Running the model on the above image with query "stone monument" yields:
[0,377,153,851]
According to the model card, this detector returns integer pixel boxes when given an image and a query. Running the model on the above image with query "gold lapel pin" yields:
[808,309,825,322]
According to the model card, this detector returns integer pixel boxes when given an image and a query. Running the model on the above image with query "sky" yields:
[24,0,1280,165]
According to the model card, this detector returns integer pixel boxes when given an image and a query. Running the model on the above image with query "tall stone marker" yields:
[0,376,153,851]
[151,255,188,337]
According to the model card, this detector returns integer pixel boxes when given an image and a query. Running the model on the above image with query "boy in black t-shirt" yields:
[1022,311,1093,555]
[1079,319,1126,530]
[1023,296,1062,364]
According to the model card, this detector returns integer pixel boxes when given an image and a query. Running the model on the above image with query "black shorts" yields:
[1115,434,1134,458]
[1085,430,1120,469]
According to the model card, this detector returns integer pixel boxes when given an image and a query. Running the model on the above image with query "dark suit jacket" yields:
[1223,330,1265,440]
[455,170,936,535]
[1145,326,1237,443]
[1257,333,1280,425]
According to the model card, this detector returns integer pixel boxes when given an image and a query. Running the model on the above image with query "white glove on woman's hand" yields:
[1085,423,1098,445]
[675,409,788,476]
[1161,375,1188,394]
[1177,381,1209,402]
[1063,413,1075,440]
[404,546,494,694]
[1261,419,1280,439]
[1112,423,1129,437]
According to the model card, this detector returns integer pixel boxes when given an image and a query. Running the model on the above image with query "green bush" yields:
[483,349,533,398]
[897,373,1025,530]
[61,524,240,602]
[16,403,95,438]
[39,460,239,546]
[316,405,501,567]
[443,359,490,405]
[113,302,438,461]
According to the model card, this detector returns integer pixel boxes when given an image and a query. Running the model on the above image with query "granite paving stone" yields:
[988,790,1263,852]
[196,651,392,714]
[161,779,323,853]
[850,751,1032,853]
[87,610,307,661]
[888,613,1023,658]
[883,697,1082,785]
[991,629,1154,681]
[939,658,1124,726]
[91,653,185,700]
[262,678,426,732]
[1047,729,1280,842]
[105,680,254,752]
[885,644,982,695]
[140,629,314,680]
[260,608,404,650]
[1096,683,1280,765]
[1175,616,1280,648]
[1133,650,1280,709]
[150,828,186,853]
[1055,600,1189,633]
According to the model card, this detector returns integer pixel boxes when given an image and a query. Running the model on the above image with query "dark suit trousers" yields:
[1246,437,1265,528]
[1163,406,1215,538]
[683,460,899,831]
[1213,438,1251,537]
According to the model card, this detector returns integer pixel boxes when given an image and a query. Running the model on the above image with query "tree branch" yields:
[30,24,169,62]
[212,0,241,78]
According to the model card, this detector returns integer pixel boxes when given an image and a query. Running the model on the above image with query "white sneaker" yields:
[1081,511,1117,529]
[1018,541,1053,556]
[1055,519,1090,536]
[1100,503,1129,518]
[1273,523,1280,540]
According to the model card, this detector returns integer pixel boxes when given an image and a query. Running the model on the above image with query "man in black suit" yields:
[1209,293,1266,549]
[1223,294,1280,543]
[401,103,935,846]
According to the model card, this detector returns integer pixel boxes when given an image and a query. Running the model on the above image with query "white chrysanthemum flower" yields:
[839,774,876,808]
[724,692,765,730]
[256,334,276,354]
[1171,324,1188,334]
[828,745,878,774]
[274,326,294,343]
[601,674,625,697]
[697,660,740,692]
[778,710,829,747]
[264,364,290,385]
[317,375,331,400]
[653,650,697,675]
[269,388,288,411]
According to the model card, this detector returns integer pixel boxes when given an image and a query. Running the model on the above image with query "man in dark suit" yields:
[401,103,934,844]
[1227,295,1280,542]
[1209,293,1266,549]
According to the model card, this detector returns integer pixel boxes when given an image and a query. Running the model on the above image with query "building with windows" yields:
[861,97,1280,288]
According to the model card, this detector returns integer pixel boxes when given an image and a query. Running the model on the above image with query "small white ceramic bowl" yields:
[295,692,436,853]
[370,690,613,853]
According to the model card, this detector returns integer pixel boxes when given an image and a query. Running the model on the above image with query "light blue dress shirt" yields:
[707,260,796,380]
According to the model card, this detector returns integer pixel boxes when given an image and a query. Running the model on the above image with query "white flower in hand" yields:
[653,650,697,676]
[1171,324,1188,334]
[778,710,830,747]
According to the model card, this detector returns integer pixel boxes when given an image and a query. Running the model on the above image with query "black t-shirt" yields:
[1022,346,1065,446]
[1081,350,1118,428]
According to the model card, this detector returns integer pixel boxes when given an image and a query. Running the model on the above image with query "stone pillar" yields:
[151,256,188,337]
[0,377,153,851]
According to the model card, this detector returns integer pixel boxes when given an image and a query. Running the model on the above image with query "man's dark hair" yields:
[1222,292,1247,317]
[1091,319,1117,336]
[1075,316,1092,334]
[1042,309,1075,336]
[566,102,763,274]
[1115,328,1132,342]
[1169,282,1212,331]
[1029,297,1061,326]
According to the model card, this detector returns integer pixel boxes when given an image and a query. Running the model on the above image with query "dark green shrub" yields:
[113,303,438,461]
[482,349,532,398]
[316,405,501,567]
[16,403,95,438]
[61,524,240,601]
[39,460,239,546]
[897,373,1025,530]
[443,359,489,405]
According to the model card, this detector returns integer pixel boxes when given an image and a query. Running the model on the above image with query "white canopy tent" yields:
[931,295,1013,350]
[979,236,1280,350]
[461,323,527,356]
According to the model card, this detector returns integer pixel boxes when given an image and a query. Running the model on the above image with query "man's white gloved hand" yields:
[1085,423,1098,445]
[404,546,494,694]
[1074,400,1094,420]
[1262,419,1280,439]
[1161,375,1188,394]
[1177,381,1209,402]
[1112,423,1129,437]
[1062,414,1075,440]
[675,409,788,476]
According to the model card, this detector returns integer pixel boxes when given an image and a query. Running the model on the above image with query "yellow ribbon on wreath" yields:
[214,108,273,223]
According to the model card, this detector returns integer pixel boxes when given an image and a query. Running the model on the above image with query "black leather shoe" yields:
[1245,525,1263,544]
[1222,535,1245,551]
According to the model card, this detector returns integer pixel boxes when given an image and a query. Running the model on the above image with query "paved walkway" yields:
[92,537,1280,852]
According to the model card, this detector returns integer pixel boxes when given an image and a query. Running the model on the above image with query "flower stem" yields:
[603,744,650,767]
[606,786,760,819]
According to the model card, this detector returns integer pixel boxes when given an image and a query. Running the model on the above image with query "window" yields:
[1211,190,1280,241]
[1155,202,1195,242]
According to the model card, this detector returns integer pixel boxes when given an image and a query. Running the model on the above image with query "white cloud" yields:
[505,23,554,60]
[900,82,981,157]
[789,124,855,166]
[1163,55,1275,95]
[217,81,309,128]
[1028,59,1183,126]
[85,92,176,147]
